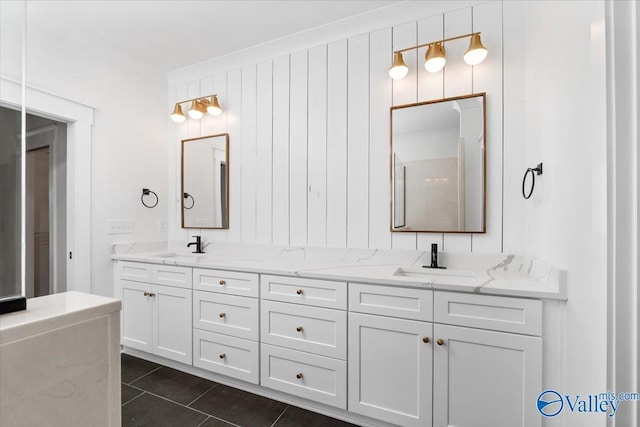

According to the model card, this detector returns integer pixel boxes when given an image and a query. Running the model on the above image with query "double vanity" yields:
[112,243,565,427]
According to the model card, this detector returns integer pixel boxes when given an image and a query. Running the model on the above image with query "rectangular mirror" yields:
[390,93,486,233]
[182,133,229,229]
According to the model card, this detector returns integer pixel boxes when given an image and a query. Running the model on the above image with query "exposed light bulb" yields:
[188,100,203,119]
[424,43,446,73]
[170,103,186,123]
[464,33,488,66]
[388,52,409,80]
[207,95,222,116]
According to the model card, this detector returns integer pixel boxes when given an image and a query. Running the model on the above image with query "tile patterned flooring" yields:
[121,354,357,427]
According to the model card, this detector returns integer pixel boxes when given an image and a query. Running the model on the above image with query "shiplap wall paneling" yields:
[368,28,392,250]
[347,34,371,249]
[391,21,418,250]
[167,86,179,241]
[470,1,503,253]
[241,65,258,243]
[289,50,309,246]
[272,55,290,245]
[442,8,473,252]
[326,40,348,248]
[174,84,190,241]
[416,14,446,251]
[256,61,273,245]
[186,80,203,241]
[502,1,526,254]
[208,72,230,243]
[226,69,242,242]
[307,45,328,247]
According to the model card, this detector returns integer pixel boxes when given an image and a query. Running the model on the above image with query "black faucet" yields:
[423,243,446,269]
[187,236,204,254]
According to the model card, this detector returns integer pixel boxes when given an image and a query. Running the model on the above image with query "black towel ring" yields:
[522,163,543,199]
[141,188,159,208]
[184,192,195,210]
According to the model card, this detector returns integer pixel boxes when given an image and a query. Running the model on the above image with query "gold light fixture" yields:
[170,94,223,123]
[206,95,222,116]
[389,32,488,79]
[388,52,409,80]
[170,103,186,123]
[424,42,446,73]
[463,33,488,65]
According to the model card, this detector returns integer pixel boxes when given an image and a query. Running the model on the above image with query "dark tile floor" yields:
[121,353,357,427]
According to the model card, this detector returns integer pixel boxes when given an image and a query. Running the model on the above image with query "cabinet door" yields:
[433,324,542,427]
[348,313,432,427]
[119,280,153,352]
[152,284,192,364]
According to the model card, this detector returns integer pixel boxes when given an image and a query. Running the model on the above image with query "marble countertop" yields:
[111,242,567,300]
[0,291,121,344]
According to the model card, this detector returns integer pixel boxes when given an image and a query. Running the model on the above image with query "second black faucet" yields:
[187,236,204,254]
[423,243,446,269]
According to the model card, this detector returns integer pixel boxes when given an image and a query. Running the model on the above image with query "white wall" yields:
[506,2,609,426]
[168,1,504,254]
[1,2,169,297]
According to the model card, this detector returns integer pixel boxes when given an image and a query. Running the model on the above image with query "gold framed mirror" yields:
[390,93,486,233]
[181,133,229,229]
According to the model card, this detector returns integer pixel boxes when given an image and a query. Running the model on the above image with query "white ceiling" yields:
[31,0,399,74]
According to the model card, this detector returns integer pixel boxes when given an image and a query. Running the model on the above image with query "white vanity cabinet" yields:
[117,262,192,364]
[113,255,549,427]
[348,285,543,427]
[192,268,260,384]
[260,275,348,409]
[348,284,434,427]
[432,292,542,427]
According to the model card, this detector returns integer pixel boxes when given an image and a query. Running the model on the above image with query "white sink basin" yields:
[393,267,477,285]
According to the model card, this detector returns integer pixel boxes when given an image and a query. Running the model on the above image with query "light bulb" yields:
[464,34,488,66]
[187,100,203,119]
[207,95,222,116]
[388,52,408,80]
[170,103,186,123]
[424,43,446,73]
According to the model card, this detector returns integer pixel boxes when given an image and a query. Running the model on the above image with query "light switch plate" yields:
[108,219,134,234]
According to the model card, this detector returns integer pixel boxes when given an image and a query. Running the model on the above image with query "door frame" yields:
[1,77,94,294]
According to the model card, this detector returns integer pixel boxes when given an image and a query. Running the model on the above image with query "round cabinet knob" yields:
[219,313,226,318]
[296,326,303,332]
[296,373,303,379]
[296,289,303,295]
[219,280,226,285]
[437,338,444,346]
[143,292,150,297]
[219,353,226,359]
[423,337,430,343]
[149,293,156,297]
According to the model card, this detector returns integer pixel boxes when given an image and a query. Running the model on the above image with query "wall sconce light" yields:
[170,94,223,123]
[389,32,487,80]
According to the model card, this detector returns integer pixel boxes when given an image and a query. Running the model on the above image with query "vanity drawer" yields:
[194,269,259,298]
[349,283,433,321]
[193,329,259,384]
[193,291,259,341]
[260,275,347,309]
[434,292,542,336]
[261,344,346,409]
[261,300,346,360]
[118,261,151,283]
[151,264,192,289]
